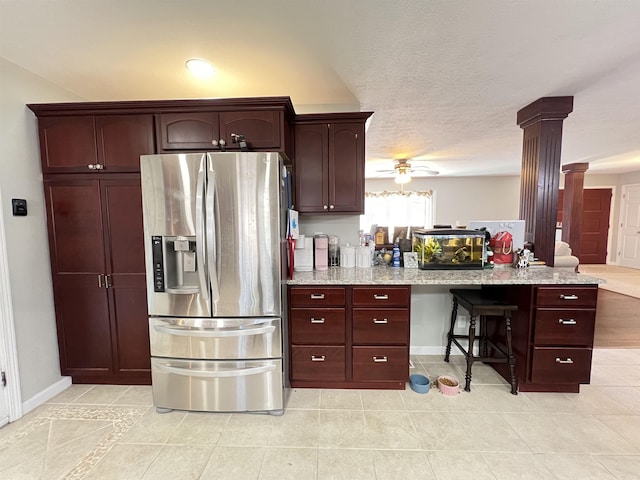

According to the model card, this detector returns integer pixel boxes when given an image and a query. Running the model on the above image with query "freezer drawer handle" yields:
[555,357,574,364]
[559,294,579,300]
[310,294,325,299]
[156,362,275,378]
[153,324,275,338]
[373,318,388,324]
[373,356,388,363]
[558,318,577,325]
[310,318,326,324]
[311,355,326,362]
[373,294,389,300]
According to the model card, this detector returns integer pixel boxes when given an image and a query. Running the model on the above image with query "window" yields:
[360,190,435,242]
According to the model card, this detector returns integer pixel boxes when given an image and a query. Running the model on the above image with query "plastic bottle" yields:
[392,244,401,267]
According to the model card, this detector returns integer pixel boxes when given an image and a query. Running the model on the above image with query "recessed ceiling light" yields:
[185,58,215,78]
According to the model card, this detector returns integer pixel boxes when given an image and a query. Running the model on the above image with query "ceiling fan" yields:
[372,158,440,184]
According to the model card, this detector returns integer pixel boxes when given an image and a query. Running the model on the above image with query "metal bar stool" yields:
[444,289,518,394]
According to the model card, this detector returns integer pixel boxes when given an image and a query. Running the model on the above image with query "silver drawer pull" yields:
[311,355,325,362]
[373,294,389,300]
[555,357,574,364]
[559,294,579,300]
[558,318,577,325]
[373,318,388,324]
[310,294,325,299]
[310,318,326,324]
[373,356,388,363]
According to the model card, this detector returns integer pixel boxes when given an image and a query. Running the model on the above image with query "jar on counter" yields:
[340,244,356,268]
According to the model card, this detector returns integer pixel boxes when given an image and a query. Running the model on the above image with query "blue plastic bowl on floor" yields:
[409,374,430,394]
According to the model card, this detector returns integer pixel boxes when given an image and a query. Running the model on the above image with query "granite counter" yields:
[287,265,604,286]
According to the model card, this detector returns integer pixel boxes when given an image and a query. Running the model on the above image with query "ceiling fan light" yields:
[394,172,411,184]
[185,58,215,78]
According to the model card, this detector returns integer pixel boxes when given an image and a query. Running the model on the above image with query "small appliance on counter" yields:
[294,234,314,272]
[328,235,340,266]
[413,229,485,270]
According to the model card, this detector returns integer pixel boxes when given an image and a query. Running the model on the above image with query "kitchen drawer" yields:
[352,286,411,307]
[530,347,592,384]
[352,346,409,382]
[289,287,346,307]
[535,286,598,308]
[352,308,409,345]
[534,309,596,346]
[290,308,346,344]
[291,346,345,381]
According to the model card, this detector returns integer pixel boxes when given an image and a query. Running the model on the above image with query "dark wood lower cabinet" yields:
[44,176,150,384]
[288,285,410,389]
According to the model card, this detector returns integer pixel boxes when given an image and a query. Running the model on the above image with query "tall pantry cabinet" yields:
[29,105,155,384]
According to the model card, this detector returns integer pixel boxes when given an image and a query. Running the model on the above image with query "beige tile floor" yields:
[1,350,640,479]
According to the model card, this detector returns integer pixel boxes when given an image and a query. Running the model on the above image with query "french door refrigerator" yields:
[140,152,287,414]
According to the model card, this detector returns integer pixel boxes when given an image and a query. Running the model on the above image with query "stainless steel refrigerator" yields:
[140,152,287,414]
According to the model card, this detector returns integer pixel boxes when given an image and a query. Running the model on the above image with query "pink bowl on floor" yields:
[437,375,460,396]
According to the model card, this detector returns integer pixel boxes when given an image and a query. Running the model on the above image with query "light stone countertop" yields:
[287,265,605,285]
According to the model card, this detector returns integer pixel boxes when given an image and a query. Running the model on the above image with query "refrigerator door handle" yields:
[156,362,276,378]
[153,324,276,337]
[206,156,220,308]
[196,156,209,306]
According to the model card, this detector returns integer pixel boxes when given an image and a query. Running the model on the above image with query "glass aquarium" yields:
[412,229,485,270]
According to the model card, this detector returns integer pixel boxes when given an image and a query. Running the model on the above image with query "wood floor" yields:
[594,289,640,348]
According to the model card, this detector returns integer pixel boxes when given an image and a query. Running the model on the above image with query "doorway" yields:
[558,188,612,264]
[618,183,640,269]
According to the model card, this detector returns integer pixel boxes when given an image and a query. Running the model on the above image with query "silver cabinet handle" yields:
[373,318,388,324]
[558,318,577,325]
[555,358,574,364]
[104,274,111,288]
[218,139,226,146]
[310,318,325,324]
[323,205,328,210]
[88,164,96,170]
[373,294,389,300]
[329,205,335,210]
[559,294,578,300]
[97,274,104,287]
[373,356,388,363]
[311,355,325,362]
[310,294,325,299]
[94,163,104,170]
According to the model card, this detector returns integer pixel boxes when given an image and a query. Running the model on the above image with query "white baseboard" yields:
[22,376,72,415]
[410,346,477,357]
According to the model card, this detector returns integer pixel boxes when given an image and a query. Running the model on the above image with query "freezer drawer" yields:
[151,357,283,412]
[149,317,281,360]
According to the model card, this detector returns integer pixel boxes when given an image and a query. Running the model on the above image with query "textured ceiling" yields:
[2,0,639,177]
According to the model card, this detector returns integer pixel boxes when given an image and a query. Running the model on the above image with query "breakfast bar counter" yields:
[287,265,604,286]
[287,266,603,393]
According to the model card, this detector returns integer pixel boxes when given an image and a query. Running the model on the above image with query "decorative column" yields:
[561,162,589,258]
[517,97,573,266]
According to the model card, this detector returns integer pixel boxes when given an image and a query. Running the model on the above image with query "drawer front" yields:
[289,287,346,307]
[290,308,346,344]
[352,346,409,382]
[534,309,596,346]
[151,358,283,412]
[291,346,345,381]
[530,347,592,384]
[352,308,409,345]
[536,286,598,307]
[352,286,411,307]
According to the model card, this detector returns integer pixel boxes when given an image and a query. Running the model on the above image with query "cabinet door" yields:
[102,180,150,374]
[44,180,113,376]
[156,112,220,150]
[219,111,282,150]
[96,115,155,172]
[294,123,329,212]
[329,122,365,213]
[38,116,98,173]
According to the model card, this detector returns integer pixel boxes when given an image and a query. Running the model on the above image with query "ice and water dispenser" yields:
[151,235,200,294]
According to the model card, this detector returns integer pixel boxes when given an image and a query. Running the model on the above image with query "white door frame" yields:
[0,192,23,424]
[617,183,640,269]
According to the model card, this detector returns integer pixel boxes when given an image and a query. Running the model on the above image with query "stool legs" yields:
[464,315,477,392]
[505,313,518,395]
[444,297,458,362]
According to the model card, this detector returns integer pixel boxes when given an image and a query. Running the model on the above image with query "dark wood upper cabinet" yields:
[156,110,283,152]
[37,114,154,173]
[294,112,371,214]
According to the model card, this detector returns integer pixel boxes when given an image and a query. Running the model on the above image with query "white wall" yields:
[0,58,83,403]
